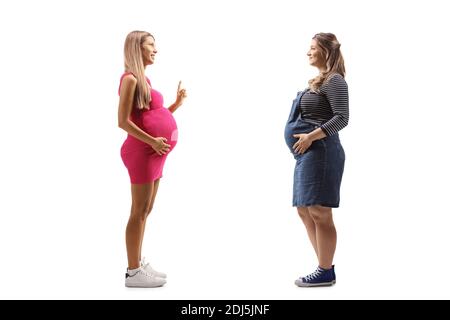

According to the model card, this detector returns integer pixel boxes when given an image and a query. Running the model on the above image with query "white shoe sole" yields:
[295,280,336,287]
[125,281,166,288]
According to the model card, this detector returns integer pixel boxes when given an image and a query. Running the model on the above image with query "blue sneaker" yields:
[295,266,336,287]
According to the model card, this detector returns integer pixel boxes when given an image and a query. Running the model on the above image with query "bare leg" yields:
[126,182,154,270]
[138,179,160,262]
[308,205,336,270]
[297,207,318,257]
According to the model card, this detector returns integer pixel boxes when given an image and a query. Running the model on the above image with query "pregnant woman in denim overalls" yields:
[284,33,349,287]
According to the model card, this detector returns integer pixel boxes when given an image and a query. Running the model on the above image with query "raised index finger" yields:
[177,80,182,92]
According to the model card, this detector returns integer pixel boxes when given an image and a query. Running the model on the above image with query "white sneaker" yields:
[125,267,166,288]
[141,257,167,278]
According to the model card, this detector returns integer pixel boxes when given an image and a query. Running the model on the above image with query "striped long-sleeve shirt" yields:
[300,74,349,136]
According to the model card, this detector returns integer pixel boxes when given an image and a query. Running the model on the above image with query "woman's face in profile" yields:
[142,36,157,66]
[307,39,325,68]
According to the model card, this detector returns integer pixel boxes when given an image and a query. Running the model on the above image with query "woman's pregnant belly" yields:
[284,121,315,157]
[142,108,178,150]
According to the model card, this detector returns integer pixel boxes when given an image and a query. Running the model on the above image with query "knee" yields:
[131,204,150,221]
[309,206,333,225]
[297,207,311,220]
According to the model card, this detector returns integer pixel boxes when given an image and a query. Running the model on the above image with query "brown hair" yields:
[123,31,154,109]
[308,33,346,92]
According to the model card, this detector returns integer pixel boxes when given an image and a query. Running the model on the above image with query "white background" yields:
[1,0,449,299]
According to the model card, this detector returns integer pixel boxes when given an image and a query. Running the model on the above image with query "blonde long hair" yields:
[308,33,346,92]
[123,31,153,110]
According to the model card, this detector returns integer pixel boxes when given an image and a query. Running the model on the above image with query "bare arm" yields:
[118,75,170,155]
[168,80,187,113]
[168,102,181,113]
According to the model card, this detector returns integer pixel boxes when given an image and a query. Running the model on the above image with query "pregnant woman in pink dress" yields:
[117,31,187,288]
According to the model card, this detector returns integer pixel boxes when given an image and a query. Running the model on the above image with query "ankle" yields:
[128,263,140,270]
[127,267,141,276]
[319,265,332,270]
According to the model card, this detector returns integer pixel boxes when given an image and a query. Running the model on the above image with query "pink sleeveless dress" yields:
[119,73,178,184]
